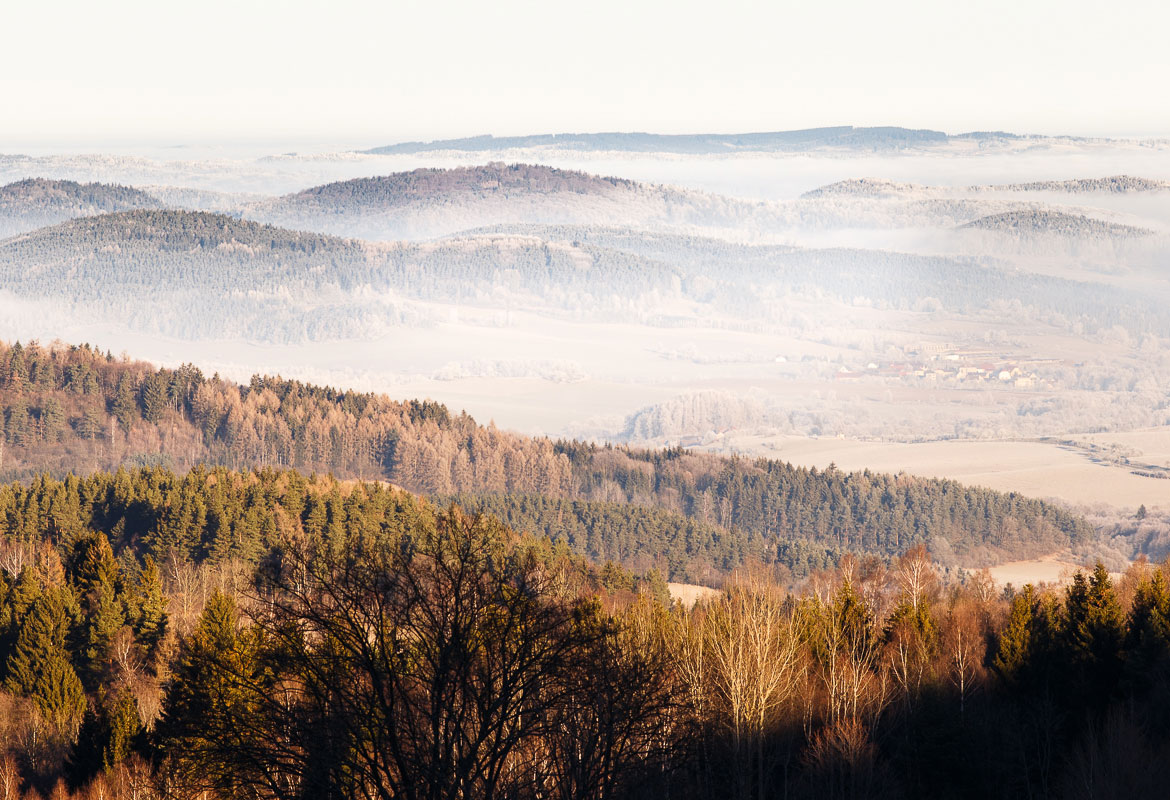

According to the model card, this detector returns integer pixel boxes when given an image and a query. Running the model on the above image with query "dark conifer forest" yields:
[0,462,1167,799]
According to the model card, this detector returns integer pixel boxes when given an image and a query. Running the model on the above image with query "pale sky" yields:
[2,0,1168,147]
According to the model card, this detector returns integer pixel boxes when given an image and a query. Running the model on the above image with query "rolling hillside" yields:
[961,209,1153,238]
[241,162,769,240]
[0,177,161,237]
[0,340,1094,577]
[2,211,1167,344]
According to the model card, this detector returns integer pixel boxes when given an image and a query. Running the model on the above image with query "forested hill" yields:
[271,163,639,209]
[802,174,1170,199]
[996,175,1170,193]
[0,177,160,237]
[0,209,378,340]
[962,209,1153,238]
[4,210,1168,343]
[0,341,1093,578]
[3,208,347,257]
[240,162,761,240]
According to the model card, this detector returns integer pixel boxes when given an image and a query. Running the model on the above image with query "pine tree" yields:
[1062,564,1125,705]
[993,585,1035,687]
[40,397,66,443]
[68,534,126,684]
[131,556,169,655]
[112,374,139,433]
[4,588,86,731]
[141,373,169,424]
[67,689,142,788]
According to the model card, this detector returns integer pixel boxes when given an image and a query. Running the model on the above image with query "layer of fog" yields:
[2,139,1170,513]
[3,137,1170,201]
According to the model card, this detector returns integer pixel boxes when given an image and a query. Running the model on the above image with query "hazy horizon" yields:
[4,125,1170,160]
[5,0,1170,145]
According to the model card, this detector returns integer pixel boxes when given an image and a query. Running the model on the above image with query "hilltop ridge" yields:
[961,209,1154,237]
[0,177,161,237]
[241,162,764,240]
[363,126,994,155]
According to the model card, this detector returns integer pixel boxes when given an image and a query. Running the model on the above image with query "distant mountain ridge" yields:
[363,126,977,155]
[961,210,1154,238]
[801,178,928,199]
[802,174,1170,199]
[996,175,1170,193]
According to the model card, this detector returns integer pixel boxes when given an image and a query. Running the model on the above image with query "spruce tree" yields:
[112,374,139,433]
[77,407,104,441]
[993,585,1035,687]
[1062,564,1125,706]
[131,556,169,655]
[3,342,27,390]
[4,400,30,446]
[69,533,121,594]
[40,397,66,443]
[141,373,169,424]
[4,588,86,731]
[157,589,258,793]
[1125,568,1170,689]
[0,572,12,673]
[833,578,873,655]
[67,689,142,788]
[1,567,44,675]
[68,534,126,684]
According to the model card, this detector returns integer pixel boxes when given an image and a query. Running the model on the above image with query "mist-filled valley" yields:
[3,126,1170,800]
[1,132,1168,518]
[8,0,1170,790]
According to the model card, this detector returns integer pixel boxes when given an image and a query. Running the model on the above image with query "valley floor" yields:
[701,430,1170,510]
[984,553,1088,587]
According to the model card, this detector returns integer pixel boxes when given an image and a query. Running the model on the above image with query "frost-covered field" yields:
[695,434,1167,510]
